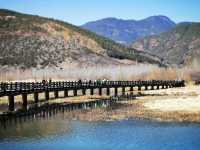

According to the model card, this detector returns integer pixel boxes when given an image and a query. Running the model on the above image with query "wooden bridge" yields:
[0,80,185,111]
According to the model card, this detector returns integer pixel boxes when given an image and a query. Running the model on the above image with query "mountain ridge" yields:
[81,15,176,44]
[132,23,200,66]
[0,9,164,69]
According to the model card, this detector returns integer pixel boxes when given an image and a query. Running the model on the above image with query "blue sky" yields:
[0,0,200,25]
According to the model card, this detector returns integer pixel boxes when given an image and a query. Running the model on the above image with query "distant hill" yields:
[0,9,164,69]
[132,23,200,66]
[81,16,176,45]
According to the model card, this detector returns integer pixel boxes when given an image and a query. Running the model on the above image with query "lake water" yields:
[0,113,200,150]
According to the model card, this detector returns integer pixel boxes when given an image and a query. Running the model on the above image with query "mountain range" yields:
[81,16,176,44]
[0,9,199,69]
[0,9,163,70]
[132,23,200,66]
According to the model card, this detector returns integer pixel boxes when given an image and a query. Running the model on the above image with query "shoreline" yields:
[1,85,200,123]
[64,85,200,123]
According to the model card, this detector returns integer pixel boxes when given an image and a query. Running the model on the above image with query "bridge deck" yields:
[0,80,185,112]
[0,80,185,97]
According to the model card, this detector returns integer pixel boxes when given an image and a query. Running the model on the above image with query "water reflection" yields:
[0,113,73,141]
[1,112,200,150]
[1,90,200,150]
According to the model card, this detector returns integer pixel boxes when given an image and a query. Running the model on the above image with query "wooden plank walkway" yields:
[0,80,185,111]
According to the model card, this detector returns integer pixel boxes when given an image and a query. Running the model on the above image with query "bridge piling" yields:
[64,90,68,97]
[130,87,133,91]
[115,87,118,96]
[45,91,49,100]
[99,88,102,96]
[34,92,39,103]
[122,87,126,95]
[138,86,141,91]
[8,95,14,111]
[90,88,94,95]
[54,91,59,98]
[22,93,27,110]
[73,89,77,96]
[106,88,110,96]
[82,89,86,95]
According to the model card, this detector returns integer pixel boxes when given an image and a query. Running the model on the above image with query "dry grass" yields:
[0,64,199,82]
[58,85,200,123]
[0,64,158,81]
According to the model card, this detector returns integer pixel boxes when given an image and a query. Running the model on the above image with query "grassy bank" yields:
[60,84,200,123]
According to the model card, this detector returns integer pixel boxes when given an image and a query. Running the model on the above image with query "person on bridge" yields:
[78,79,82,85]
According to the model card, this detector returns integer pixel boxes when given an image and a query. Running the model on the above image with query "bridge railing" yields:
[0,80,185,94]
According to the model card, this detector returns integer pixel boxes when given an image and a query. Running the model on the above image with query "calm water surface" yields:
[0,113,200,150]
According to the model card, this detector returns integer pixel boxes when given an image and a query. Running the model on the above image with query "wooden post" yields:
[34,92,39,103]
[130,87,133,91]
[138,86,141,91]
[45,91,49,100]
[145,86,148,90]
[106,88,110,95]
[151,85,154,90]
[114,87,118,96]
[157,85,159,90]
[99,88,102,96]
[122,87,125,95]
[22,93,27,110]
[64,90,68,97]
[90,88,94,95]
[54,91,59,98]
[73,89,77,96]
[8,95,14,111]
[82,89,86,95]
